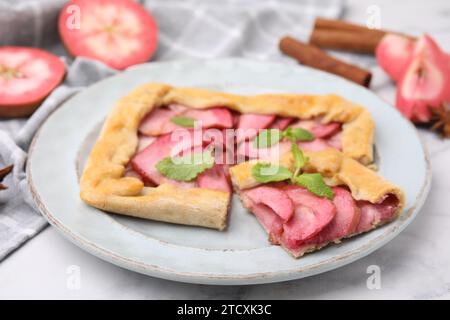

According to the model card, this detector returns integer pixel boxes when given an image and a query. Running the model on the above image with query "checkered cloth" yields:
[0,0,343,260]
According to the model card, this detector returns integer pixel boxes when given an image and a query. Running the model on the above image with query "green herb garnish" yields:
[253,127,314,148]
[292,173,334,199]
[250,142,334,199]
[254,129,282,148]
[171,116,196,128]
[283,127,314,142]
[155,149,214,181]
[290,143,307,177]
[252,163,293,183]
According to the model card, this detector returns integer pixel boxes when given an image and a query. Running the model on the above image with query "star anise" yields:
[430,104,450,138]
[0,164,13,190]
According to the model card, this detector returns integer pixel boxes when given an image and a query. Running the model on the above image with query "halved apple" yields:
[59,0,158,70]
[396,35,450,122]
[0,47,65,118]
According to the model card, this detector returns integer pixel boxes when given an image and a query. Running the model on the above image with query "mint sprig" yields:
[156,149,214,181]
[253,127,314,148]
[171,116,195,128]
[251,143,334,199]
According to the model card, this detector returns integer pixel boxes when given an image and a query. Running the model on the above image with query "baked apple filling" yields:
[237,117,342,161]
[127,104,344,194]
[241,184,400,257]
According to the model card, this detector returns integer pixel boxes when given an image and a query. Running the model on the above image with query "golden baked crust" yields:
[229,148,405,218]
[80,83,376,230]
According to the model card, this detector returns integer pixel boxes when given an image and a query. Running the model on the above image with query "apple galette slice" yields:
[230,147,405,258]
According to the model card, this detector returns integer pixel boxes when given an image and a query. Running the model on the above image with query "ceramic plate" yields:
[27,58,431,285]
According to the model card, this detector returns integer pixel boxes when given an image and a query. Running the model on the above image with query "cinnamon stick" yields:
[310,29,383,54]
[0,164,13,191]
[0,164,13,181]
[279,36,372,87]
[314,17,387,37]
[310,18,416,54]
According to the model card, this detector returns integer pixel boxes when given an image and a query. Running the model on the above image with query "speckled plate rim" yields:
[27,58,431,285]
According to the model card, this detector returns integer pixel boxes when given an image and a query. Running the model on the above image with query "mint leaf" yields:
[254,129,282,148]
[171,116,195,128]
[253,127,314,148]
[155,149,214,181]
[283,127,314,142]
[291,143,307,176]
[292,173,334,199]
[252,163,293,183]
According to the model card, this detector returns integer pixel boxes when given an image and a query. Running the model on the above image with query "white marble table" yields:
[1,0,450,299]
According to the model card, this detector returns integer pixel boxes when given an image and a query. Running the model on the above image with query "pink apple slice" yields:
[326,132,342,151]
[183,107,233,129]
[236,114,276,142]
[290,119,341,138]
[297,138,331,152]
[139,106,233,136]
[237,138,291,161]
[356,194,400,233]
[250,204,284,244]
[314,187,360,243]
[282,186,336,245]
[270,117,295,130]
[137,135,156,152]
[131,130,203,185]
[139,107,180,136]
[197,164,231,193]
[243,186,295,222]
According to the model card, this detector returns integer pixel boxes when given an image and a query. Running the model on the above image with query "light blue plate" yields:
[27,58,431,285]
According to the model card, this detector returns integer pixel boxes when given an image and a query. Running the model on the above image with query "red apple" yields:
[0,47,65,118]
[396,35,450,122]
[59,0,158,70]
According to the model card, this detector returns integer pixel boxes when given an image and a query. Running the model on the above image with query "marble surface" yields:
[1,0,450,299]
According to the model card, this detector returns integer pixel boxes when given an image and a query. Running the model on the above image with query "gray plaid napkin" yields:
[0,0,343,261]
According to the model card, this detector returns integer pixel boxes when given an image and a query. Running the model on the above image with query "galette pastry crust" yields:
[229,148,405,218]
[80,83,376,230]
